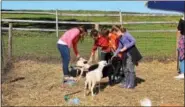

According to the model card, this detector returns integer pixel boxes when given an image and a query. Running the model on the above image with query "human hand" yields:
[77,54,81,60]
[111,53,117,60]
[120,47,127,52]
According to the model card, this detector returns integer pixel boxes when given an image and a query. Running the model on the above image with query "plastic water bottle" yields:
[68,98,80,105]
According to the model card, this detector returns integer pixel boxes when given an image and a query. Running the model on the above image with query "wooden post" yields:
[94,24,99,62]
[56,9,59,37]
[119,10,122,25]
[95,23,99,30]
[8,23,12,62]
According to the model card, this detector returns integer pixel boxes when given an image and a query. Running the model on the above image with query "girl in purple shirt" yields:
[111,25,142,89]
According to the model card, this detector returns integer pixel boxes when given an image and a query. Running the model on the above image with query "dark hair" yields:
[78,26,88,34]
[100,27,110,37]
[111,25,127,33]
[90,29,99,37]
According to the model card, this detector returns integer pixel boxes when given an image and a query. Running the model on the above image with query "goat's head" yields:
[98,60,107,67]
[76,57,88,67]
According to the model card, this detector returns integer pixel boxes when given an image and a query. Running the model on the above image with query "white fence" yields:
[1,18,178,35]
[2,10,182,16]
[2,10,181,36]
[1,10,181,64]
[1,27,176,33]
[2,19,178,24]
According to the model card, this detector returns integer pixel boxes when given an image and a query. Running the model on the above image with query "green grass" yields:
[2,30,176,60]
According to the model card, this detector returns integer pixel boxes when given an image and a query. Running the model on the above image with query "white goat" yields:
[84,60,107,96]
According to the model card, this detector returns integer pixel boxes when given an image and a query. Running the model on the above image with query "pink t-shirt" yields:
[60,28,80,48]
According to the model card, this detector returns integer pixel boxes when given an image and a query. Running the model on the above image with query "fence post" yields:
[8,23,12,63]
[56,9,59,37]
[119,10,122,25]
[94,24,99,62]
[95,23,99,30]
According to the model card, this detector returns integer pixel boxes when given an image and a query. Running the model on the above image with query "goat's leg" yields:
[76,69,80,77]
[98,82,101,92]
[84,80,88,96]
[91,82,96,96]
[78,67,84,81]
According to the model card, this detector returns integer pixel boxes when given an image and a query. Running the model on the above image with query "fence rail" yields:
[2,11,182,16]
[1,27,176,33]
[2,19,178,25]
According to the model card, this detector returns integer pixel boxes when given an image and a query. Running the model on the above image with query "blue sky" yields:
[1,1,180,14]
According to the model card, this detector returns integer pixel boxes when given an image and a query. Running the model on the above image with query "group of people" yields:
[57,25,142,89]
[57,17,185,89]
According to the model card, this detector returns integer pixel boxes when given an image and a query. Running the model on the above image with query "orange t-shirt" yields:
[108,33,118,51]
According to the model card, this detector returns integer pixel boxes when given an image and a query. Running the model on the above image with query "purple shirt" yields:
[114,31,136,56]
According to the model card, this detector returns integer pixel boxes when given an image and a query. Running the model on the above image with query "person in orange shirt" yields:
[108,30,119,52]
[108,29,125,59]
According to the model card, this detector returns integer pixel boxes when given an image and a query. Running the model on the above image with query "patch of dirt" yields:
[1,60,184,106]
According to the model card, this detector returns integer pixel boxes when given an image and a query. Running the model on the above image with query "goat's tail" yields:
[140,98,152,107]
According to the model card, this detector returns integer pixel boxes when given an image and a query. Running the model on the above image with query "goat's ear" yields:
[83,61,88,64]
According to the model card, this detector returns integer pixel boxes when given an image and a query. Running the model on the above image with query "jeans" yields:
[179,60,185,74]
[57,44,70,77]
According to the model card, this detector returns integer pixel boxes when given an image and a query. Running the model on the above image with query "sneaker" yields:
[69,77,77,81]
[119,83,127,88]
[127,85,135,89]
[61,80,76,88]
[174,74,184,79]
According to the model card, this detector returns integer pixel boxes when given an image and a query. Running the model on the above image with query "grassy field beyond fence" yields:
[2,30,177,62]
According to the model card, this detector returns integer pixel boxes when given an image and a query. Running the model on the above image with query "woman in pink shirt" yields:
[57,26,87,85]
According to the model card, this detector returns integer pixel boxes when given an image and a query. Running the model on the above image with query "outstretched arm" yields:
[72,36,80,57]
